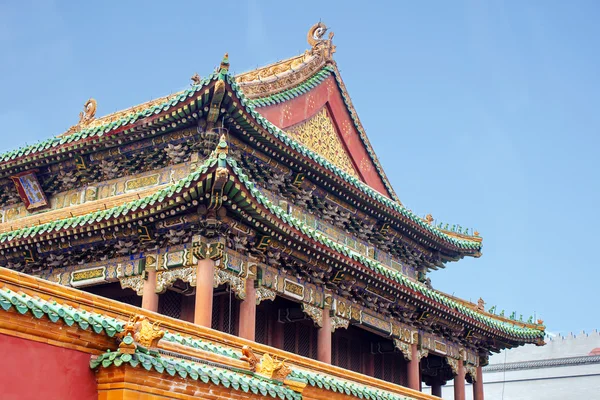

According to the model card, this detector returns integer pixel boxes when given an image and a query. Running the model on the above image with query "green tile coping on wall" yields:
[291,369,415,400]
[90,348,303,400]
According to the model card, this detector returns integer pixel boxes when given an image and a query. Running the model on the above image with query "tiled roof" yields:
[90,348,302,400]
[291,369,413,400]
[0,68,481,252]
[0,285,123,337]
[0,146,541,340]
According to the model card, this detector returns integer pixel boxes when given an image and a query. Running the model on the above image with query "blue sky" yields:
[1,1,599,335]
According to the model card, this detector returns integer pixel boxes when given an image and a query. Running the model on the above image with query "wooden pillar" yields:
[141,269,159,312]
[194,258,215,327]
[431,381,442,398]
[407,344,420,391]
[317,307,332,363]
[238,278,256,341]
[454,360,466,400]
[473,365,484,400]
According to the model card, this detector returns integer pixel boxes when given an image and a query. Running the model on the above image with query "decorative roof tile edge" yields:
[291,369,414,400]
[0,66,480,252]
[247,62,401,205]
[225,75,483,251]
[226,157,545,340]
[90,349,302,400]
[0,150,542,339]
[0,270,243,360]
[162,331,242,360]
[0,74,219,164]
[0,284,123,337]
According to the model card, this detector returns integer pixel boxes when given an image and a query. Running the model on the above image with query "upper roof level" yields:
[0,23,483,260]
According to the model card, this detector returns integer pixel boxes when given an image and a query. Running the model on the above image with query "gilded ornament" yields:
[255,287,277,305]
[214,268,246,299]
[79,98,97,126]
[134,316,165,349]
[241,345,259,371]
[155,266,196,293]
[394,339,412,361]
[331,316,350,332]
[118,315,165,350]
[447,358,459,376]
[465,364,477,382]
[287,107,358,177]
[119,275,145,296]
[302,303,323,327]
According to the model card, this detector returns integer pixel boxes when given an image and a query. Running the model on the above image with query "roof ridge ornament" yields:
[191,72,201,86]
[61,98,97,136]
[219,53,230,74]
[78,98,97,126]
[307,22,336,59]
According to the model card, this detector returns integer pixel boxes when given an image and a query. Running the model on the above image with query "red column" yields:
[454,360,466,400]
[194,258,215,327]
[141,269,159,312]
[473,365,484,400]
[407,344,420,391]
[238,278,256,341]
[317,308,332,363]
[431,381,442,398]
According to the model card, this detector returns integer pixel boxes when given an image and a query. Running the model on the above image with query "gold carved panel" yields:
[287,107,358,177]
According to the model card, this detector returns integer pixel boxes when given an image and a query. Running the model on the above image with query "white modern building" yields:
[425,329,600,399]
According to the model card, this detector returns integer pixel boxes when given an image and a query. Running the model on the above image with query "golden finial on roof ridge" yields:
[307,22,336,58]
[425,214,434,224]
[78,98,97,126]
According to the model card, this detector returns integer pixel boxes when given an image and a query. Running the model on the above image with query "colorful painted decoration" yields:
[10,171,49,210]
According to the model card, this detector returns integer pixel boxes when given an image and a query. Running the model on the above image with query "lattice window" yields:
[158,290,182,319]
[374,354,384,380]
[211,293,239,335]
[282,321,317,359]
[383,354,394,382]
[256,309,267,345]
[297,323,311,357]
[338,337,349,369]
[310,326,318,359]
[283,323,296,353]
[350,342,362,373]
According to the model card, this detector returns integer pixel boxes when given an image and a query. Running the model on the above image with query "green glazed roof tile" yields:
[90,349,301,400]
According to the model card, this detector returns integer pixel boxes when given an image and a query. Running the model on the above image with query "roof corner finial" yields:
[425,214,434,225]
[190,72,201,86]
[307,22,336,59]
[219,53,230,73]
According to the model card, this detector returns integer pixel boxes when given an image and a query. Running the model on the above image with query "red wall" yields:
[0,334,97,400]
[259,75,391,198]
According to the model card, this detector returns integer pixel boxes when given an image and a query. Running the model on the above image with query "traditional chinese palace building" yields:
[0,24,545,400]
